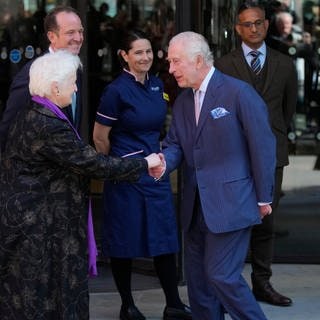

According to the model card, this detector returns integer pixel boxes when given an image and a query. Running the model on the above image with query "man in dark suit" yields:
[215,1,297,307]
[0,6,84,153]
[153,31,276,319]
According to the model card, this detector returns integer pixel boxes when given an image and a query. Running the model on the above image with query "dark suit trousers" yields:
[250,166,284,285]
[184,195,267,320]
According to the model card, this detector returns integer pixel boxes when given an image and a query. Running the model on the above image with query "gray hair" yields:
[29,50,81,97]
[275,11,293,23]
[169,31,213,65]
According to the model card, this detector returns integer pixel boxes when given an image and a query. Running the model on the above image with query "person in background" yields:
[0,50,161,320]
[279,0,298,24]
[0,5,84,153]
[93,30,192,320]
[215,1,297,307]
[266,10,302,55]
[153,30,276,319]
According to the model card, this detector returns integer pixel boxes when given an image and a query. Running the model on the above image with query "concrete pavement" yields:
[89,155,320,319]
[89,263,320,319]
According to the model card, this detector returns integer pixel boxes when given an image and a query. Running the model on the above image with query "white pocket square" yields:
[210,107,230,119]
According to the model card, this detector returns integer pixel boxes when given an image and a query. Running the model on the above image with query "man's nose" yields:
[250,24,257,31]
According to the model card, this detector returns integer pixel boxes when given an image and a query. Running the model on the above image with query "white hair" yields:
[29,50,81,96]
[169,31,214,66]
[276,11,293,23]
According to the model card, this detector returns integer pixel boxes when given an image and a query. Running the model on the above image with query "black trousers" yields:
[110,254,183,308]
[250,166,284,286]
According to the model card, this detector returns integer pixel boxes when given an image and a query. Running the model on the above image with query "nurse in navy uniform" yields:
[93,30,192,320]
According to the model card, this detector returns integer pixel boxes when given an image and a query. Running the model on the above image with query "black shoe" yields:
[163,304,192,320]
[120,305,146,320]
[253,282,292,307]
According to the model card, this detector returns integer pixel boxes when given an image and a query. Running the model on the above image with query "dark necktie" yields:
[71,92,76,122]
[250,50,261,74]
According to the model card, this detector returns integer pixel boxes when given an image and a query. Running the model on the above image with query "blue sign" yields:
[9,49,22,63]
[25,45,35,59]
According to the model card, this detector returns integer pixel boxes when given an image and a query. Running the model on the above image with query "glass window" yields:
[86,0,177,136]
[0,0,72,113]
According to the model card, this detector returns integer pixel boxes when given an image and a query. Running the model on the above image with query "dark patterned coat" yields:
[0,102,147,319]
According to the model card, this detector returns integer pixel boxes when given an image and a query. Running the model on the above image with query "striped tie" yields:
[250,50,261,74]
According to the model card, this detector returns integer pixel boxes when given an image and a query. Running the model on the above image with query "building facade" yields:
[1,0,320,265]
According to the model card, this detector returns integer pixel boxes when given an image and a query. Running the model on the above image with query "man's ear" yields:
[195,54,204,69]
[47,31,56,44]
[264,19,270,32]
[235,24,241,36]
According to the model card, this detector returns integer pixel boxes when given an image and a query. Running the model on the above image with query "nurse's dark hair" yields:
[118,29,151,68]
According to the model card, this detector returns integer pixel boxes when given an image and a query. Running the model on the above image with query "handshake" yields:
[144,153,166,180]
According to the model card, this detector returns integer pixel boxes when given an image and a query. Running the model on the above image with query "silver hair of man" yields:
[169,31,214,66]
[276,11,293,23]
[29,50,81,97]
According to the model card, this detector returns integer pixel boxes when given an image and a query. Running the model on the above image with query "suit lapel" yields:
[181,88,198,132]
[231,47,279,97]
[261,48,279,95]
[74,69,82,130]
[232,48,252,84]
[196,70,222,138]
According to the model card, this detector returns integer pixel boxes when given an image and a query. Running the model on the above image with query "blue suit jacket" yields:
[0,54,82,152]
[163,69,276,233]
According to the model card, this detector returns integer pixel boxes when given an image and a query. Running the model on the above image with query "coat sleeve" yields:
[237,83,276,202]
[36,118,147,181]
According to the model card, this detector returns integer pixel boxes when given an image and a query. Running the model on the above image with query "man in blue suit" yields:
[0,6,83,153]
[159,31,276,319]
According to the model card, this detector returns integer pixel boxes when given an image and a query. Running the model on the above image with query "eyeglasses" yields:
[237,19,265,28]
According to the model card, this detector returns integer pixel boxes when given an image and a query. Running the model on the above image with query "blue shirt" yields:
[242,42,266,69]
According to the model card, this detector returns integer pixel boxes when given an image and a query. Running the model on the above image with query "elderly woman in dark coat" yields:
[0,50,161,320]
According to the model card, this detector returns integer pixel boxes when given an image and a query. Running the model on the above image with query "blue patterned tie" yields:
[71,92,76,122]
[250,50,261,74]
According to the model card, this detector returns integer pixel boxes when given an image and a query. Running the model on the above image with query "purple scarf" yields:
[32,95,98,277]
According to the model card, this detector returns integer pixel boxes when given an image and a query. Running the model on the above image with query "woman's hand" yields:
[148,153,166,180]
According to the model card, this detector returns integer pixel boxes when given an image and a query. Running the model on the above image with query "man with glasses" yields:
[0,6,84,153]
[215,0,297,307]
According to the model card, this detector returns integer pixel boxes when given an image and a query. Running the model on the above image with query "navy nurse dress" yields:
[96,70,179,257]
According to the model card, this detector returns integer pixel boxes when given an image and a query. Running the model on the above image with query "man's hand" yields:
[259,204,272,219]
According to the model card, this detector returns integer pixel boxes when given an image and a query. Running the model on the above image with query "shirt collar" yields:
[123,68,149,82]
[194,66,215,94]
[242,42,266,57]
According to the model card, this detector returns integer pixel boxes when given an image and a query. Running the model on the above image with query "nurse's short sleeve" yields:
[95,85,120,127]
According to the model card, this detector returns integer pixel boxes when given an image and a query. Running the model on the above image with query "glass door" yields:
[0,0,72,115]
